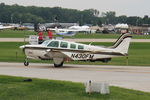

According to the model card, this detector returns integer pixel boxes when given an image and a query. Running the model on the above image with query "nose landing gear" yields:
[24,58,29,66]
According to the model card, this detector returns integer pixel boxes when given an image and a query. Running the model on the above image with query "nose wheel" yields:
[24,59,29,66]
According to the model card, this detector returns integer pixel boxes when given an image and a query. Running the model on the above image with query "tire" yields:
[54,62,63,67]
[24,61,29,66]
[102,58,111,63]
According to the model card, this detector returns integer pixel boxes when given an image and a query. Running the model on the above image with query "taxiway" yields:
[0,62,150,92]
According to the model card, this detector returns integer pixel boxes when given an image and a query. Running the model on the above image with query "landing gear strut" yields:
[24,58,29,66]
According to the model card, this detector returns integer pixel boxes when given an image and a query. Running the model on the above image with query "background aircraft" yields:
[20,33,132,67]
[0,24,14,30]
[47,25,91,36]
[69,25,91,33]
[47,27,78,36]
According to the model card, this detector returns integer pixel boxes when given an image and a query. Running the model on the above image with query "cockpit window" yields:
[47,41,59,47]
[41,40,49,46]
[78,45,84,49]
[60,42,68,48]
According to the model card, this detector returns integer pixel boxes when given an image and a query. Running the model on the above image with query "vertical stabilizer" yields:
[111,33,132,55]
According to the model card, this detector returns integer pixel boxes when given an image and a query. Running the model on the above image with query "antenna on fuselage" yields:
[89,42,93,45]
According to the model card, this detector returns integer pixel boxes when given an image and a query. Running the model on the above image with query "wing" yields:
[45,48,93,60]
[60,51,94,60]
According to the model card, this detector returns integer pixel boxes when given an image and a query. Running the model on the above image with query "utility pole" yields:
[11,14,13,23]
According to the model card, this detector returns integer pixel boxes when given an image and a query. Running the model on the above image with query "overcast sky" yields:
[0,0,150,17]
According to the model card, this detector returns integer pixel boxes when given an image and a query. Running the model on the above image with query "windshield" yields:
[41,40,50,46]
[47,41,59,47]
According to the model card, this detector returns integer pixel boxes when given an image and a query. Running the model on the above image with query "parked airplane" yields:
[20,33,132,67]
[69,25,91,32]
[47,25,91,36]
[0,24,14,30]
[47,27,78,36]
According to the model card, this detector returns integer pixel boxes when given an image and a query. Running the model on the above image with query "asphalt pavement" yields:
[0,62,150,92]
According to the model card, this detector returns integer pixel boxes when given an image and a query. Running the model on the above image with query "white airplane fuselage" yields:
[23,43,120,60]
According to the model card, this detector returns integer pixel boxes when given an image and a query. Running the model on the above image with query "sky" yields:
[0,0,150,17]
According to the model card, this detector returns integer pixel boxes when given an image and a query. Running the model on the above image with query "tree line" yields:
[0,3,150,26]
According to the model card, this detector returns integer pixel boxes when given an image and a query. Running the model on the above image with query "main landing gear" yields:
[53,58,64,67]
[24,58,29,66]
[54,62,64,67]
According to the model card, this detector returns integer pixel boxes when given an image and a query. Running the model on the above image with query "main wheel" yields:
[24,60,29,66]
[54,62,63,67]
[102,58,111,63]
[53,58,64,67]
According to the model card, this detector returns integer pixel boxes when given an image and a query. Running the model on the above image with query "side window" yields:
[47,41,59,47]
[60,42,68,48]
[78,45,84,49]
[70,44,76,49]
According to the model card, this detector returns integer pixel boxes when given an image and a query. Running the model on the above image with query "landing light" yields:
[46,49,51,52]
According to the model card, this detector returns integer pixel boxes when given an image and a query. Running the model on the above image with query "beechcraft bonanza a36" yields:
[20,33,132,67]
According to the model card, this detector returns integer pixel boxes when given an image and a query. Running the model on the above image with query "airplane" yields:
[69,25,91,33]
[0,24,14,30]
[47,27,78,36]
[47,25,91,36]
[20,33,132,67]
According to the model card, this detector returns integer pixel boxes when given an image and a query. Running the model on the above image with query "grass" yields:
[0,75,150,100]
[0,42,150,66]
[0,30,150,39]
[0,30,35,38]
[74,33,150,39]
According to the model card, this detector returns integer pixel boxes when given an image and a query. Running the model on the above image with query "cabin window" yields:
[78,45,84,49]
[70,44,76,49]
[47,41,59,47]
[60,42,68,48]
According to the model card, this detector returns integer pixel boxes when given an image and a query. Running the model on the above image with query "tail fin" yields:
[111,33,132,55]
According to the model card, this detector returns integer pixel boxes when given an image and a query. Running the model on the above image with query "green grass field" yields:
[0,30,35,38]
[0,30,150,39]
[74,33,150,39]
[0,75,150,100]
[0,42,150,66]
